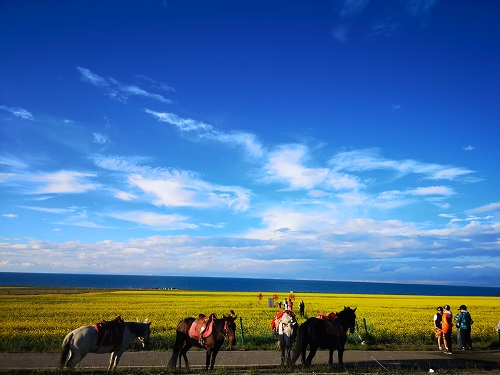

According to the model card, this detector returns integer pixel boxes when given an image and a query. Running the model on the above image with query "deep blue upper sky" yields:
[1,0,499,286]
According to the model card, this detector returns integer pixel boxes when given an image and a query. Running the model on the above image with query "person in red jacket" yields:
[441,304,453,354]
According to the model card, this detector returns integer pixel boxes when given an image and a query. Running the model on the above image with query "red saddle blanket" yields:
[270,309,295,331]
[188,318,214,340]
[92,317,124,347]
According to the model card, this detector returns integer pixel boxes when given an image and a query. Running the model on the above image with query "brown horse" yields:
[167,313,237,370]
[291,306,357,368]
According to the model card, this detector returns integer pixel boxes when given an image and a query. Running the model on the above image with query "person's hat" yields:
[458,304,467,310]
[443,304,450,310]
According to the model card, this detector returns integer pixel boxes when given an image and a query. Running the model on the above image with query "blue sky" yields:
[1,1,499,287]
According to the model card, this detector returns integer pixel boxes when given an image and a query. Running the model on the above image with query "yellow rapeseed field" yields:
[0,289,498,352]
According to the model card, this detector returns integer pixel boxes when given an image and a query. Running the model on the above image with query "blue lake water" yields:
[1,272,499,296]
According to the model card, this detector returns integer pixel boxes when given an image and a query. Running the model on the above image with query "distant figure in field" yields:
[433,306,444,350]
[299,300,305,317]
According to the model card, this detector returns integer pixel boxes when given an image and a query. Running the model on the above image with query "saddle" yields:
[316,313,345,336]
[188,314,215,341]
[270,310,295,332]
[93,316,125,348]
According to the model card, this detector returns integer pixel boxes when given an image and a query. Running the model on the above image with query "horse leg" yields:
[180,343,192,370]
[209,349,219,370]
[285,347,292,367]
[205,348,212,370]
[305,344,317,368]
[337,338,346,365]
[108,351,123,371]
[328,348,335,366]
[65,348,84,369]
[279,336,286,366]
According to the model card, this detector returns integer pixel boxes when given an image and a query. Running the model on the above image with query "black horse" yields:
[291,306,357,368]
[167,313,237,370]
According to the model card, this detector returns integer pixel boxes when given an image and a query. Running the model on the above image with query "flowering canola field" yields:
[0,289,498,352]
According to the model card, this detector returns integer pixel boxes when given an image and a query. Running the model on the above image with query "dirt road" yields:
[1,349,499,372]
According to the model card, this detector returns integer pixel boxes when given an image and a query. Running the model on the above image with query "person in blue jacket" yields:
[455,305,474,350]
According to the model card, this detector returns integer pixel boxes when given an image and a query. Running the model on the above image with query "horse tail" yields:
[291,321,308,366]
[167,327,185,368]
[58,332,73,370]
[167,331,180,368]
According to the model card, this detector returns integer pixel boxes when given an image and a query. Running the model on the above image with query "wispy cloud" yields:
[77,67,172,104]
[93,132,111,145]
[468,202,500,214]
[3,170,100,195]
[332,0,440,43]
[2,213,17,218]
[107,211,198,230]
[263,144,363,191]
[19,206,79,214]
[329,149,475,181]
[91,155,252,212]
[0,105,35,120]
[145,109,264,158]
[32,171,100,194]
[136,74,176,92]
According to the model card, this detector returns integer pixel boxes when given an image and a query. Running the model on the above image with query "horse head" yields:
[134,320,152,348]
[222,313,237,348]
[338,306,357,334]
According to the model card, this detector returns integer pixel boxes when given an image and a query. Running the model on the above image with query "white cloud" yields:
[2,170,100,195]
[113,191,137,201]
[107,211,198,230]
[263,145,329,189]
[2,213,17,218]
[463,145,475,151]
[263,144,364,192]
[408,186,455,196]
[145,109,264,158]
[468,202,500,214]
[31,171,100,194]
[329,149,475,181]
[77,67,172,104]
[0,105,35,120]
[93,132,111,145]
[91,155,251,212]
[19,206,78,214]
[77,67,109,87]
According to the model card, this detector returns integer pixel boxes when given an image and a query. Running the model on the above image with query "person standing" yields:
[299,300,305,317]
[441,304,453,354]
[455,305,474,350]
[433,306,444,350]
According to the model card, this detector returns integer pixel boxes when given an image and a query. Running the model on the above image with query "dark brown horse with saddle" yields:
[291,306,357,368]
[167,312,237,370]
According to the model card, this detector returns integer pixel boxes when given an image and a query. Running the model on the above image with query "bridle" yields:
[336,311,356,334]
[221,319,235,341]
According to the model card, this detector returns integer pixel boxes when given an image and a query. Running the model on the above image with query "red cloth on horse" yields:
[92,317,124,347]
[188,317,214,340]
[270,310,295,330]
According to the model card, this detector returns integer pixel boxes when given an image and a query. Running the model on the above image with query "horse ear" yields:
[353,307,357,312]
